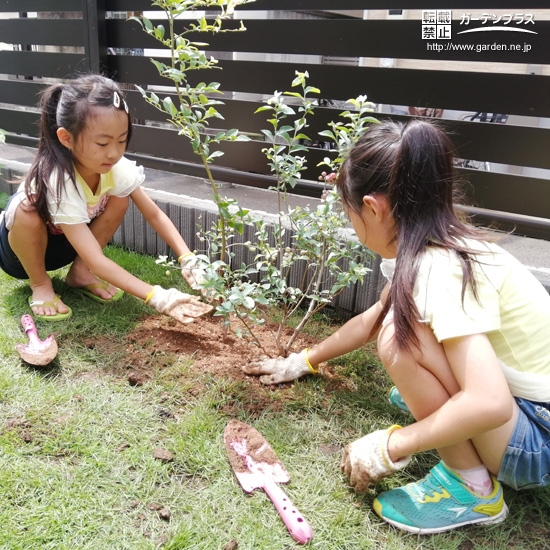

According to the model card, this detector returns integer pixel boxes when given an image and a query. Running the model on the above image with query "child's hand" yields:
[180,253,209,296]
[242,350,313,384]
[147,285,213,324]
[340,426,411,493]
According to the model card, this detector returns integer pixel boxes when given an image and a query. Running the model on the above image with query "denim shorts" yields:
[497,397,550,490]
[0,195,77,279]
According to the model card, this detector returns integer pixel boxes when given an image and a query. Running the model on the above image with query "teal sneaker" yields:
[388,386,411,414]
[373,461,508,534]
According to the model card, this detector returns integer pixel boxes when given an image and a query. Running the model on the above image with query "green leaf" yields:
[291,73,305,87]
[281,104,296,116]
[254,105,273,114]
[151,59,168,75]
[318,130,335,140]
[154,25,165,41]
[304,86,321,95]
[261,129,274,141]
[207,150,224,161]
[0,192,9,210]
[142,17,153,32]
[162,97,177,117]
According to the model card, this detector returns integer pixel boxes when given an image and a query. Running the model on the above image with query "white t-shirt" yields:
[5,156,144,230]
[410,239,550,401]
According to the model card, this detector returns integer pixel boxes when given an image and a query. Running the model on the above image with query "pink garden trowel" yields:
[15,314,58,366]
[224,419,313,545]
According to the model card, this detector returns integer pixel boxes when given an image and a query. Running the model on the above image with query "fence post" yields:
[82,0,107,72]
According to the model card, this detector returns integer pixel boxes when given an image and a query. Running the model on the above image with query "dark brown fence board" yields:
[109,55,550,119]
[123,88,550,171]
[111,18,550,65]
[0,108,39,136]
[227,60,550,119]
[463,170,550,219]
[0,0,80,11]
[0,81,45,108]
[0,51,91,79]
[127,125,549,219]
[0,18,85,47]
[129,124,270,175]
[444,122,550,170]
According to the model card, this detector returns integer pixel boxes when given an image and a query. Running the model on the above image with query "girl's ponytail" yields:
[25,83,75,223]
[40,83,63,148]
[390,121,455,241]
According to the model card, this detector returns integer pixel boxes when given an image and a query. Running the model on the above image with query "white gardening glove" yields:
[180,253,208,291]
[340,425,411,494]
[146,285,213,324]
[242,349,316,385]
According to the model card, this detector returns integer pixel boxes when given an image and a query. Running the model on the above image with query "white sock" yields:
[449,464,493,496]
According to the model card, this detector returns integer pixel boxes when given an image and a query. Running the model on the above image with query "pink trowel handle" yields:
[262,477,313,544]
[20,314,43,345]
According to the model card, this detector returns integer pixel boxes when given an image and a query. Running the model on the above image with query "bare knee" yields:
[8,202,47,251]
[105,195,129,217]
[87,195,128,246]
[377,319,459,419]
[11,201,46,231]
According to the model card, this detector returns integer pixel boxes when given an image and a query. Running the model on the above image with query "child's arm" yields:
[61,222,212,322]
[243,283,390,383]
[61,222,152,299]
[129,187,208,292]
[308,283,389,365]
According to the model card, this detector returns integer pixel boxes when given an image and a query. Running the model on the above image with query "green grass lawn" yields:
[0,246,548,549]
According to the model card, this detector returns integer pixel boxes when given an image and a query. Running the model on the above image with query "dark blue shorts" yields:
[0,195,77,279]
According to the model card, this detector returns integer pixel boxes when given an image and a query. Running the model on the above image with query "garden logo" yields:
[457,13,537,35]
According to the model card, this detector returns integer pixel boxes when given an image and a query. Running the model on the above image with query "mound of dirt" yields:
[85,313,343,416]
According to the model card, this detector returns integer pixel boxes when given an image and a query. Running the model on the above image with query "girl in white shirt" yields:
[0,74,210,323]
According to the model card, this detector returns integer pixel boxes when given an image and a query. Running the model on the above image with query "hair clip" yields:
[113,91,129,114]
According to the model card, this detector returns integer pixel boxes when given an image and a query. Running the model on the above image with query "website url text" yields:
[427,42,532,53]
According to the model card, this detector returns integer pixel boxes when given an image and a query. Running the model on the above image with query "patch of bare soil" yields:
[86,314,348,416]
[124,314,320,377]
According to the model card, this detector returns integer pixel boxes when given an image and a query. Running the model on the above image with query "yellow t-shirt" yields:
[412,239,550,401]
